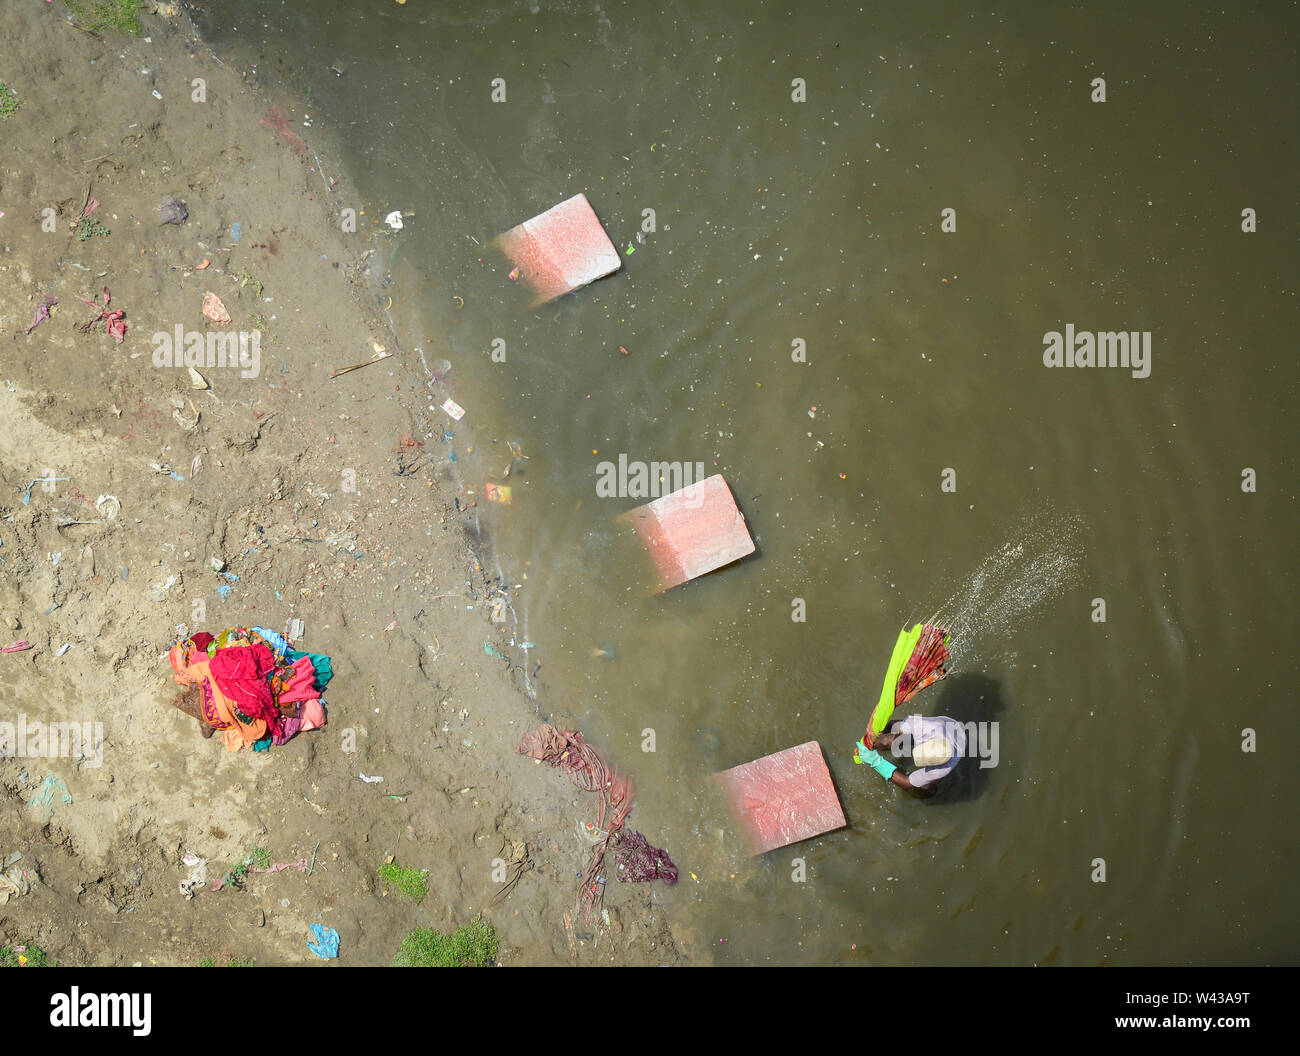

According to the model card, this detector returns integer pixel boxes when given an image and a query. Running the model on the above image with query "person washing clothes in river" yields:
[856,714,966,793]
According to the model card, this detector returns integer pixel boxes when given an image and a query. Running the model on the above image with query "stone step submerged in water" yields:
[714,742,847,856]
[617,474,756,593]
[493,193,622,305]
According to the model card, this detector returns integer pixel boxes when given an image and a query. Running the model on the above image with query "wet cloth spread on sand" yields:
[168,627,331,752]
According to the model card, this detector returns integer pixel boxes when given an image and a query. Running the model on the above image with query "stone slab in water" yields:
[494,193,621,304]
[617,474,755,592]
[714,741,846,855]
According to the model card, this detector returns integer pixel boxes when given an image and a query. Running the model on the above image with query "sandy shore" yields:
[0,3,683,966]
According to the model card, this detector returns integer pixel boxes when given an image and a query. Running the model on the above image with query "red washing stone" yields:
[618,474,755,592]
[493,194,622,305]
[714,742,847,855]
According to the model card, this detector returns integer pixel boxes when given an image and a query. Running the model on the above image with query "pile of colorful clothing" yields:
[168,626,331,753]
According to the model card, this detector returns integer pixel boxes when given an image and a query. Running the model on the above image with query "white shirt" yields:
[895,715,966,788]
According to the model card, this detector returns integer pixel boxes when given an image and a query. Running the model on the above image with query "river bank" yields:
[0,1,685,966]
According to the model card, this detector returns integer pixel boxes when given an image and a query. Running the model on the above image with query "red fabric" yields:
[277,656,322,704]
[75,286,128,344]
[518,724,635,919]
[190,632,215,653]
[897,623,950,705]
[208,643,281,733]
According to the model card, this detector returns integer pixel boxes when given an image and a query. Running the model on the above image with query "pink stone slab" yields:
[617,474,755,592]
[494,193,621,305]
[714,741,847,855]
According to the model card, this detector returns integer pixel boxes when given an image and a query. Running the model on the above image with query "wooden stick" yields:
[330,351,391,379]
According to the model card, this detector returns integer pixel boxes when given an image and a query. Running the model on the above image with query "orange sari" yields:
[168,639,267,752]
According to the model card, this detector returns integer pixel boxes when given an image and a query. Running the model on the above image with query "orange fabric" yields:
[170,644,266,752]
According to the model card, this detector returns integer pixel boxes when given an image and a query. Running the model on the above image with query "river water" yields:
[191,0,1298,964]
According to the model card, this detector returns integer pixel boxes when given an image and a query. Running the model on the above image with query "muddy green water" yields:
[192,1,1298,964]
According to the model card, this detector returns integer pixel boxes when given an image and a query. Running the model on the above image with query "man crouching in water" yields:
[856,715,966,794]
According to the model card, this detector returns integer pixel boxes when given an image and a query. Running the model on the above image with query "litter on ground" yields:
[24,295,56,334]
[201,291,231,325]
[306,923,339,959]
[75,286,127,343]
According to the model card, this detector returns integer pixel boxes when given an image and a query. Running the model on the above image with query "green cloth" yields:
[866,624,924,743]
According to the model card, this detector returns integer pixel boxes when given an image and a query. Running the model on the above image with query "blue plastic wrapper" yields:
[306,923,339,959]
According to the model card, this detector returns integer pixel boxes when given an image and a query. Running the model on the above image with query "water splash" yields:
[932,511,1086,661]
